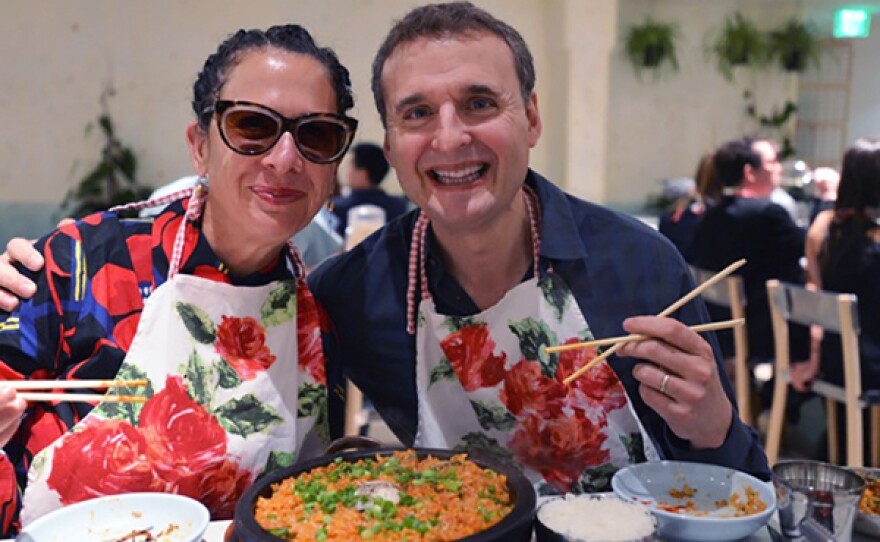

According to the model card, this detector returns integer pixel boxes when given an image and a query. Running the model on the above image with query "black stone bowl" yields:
[232,439,536,541]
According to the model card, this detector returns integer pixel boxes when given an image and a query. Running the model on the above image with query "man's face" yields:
[749,140,782,193]
[380,33,541,232]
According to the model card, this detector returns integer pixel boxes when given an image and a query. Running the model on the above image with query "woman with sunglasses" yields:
[0,24,356,535]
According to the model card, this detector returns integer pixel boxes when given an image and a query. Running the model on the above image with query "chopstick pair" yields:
[546,318,744,353]
[5,379,148,403]
[559,259,747,385]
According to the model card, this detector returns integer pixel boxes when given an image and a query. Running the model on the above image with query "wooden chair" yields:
[764,279,880,467]
[689,265,751,426]
[344,381,368,436]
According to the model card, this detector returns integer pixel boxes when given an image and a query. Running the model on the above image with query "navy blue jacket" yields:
[310,170,771,481]
[693,196,808,362]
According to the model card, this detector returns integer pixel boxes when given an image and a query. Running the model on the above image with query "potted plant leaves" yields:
[60,88,153,219]
[709,12,767,81]
[768,19,822,72]
[624,18,680,77]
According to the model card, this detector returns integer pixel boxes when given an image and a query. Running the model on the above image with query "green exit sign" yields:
[834,8,871,38]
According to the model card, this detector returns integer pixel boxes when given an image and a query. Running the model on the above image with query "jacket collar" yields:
[525,169,589,262]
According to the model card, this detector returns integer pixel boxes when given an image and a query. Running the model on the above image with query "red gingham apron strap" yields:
[406,212,430,335]
[168,184,206,280]
[109,186,199,215]
[286,239,307,280]
[522,185,542,278]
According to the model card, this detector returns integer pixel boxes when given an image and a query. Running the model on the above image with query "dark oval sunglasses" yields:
[213,100,358,164]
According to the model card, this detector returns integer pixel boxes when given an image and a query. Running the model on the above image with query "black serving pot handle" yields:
[323,435,384,456]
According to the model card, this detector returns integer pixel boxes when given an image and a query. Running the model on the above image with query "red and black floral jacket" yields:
[0,199,302,536]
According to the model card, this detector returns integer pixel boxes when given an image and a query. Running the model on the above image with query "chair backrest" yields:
[766,279,862,464]
[766,280,860,334]
[688,265,751,425]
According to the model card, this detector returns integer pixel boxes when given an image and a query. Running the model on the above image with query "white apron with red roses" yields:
[20,189,328,525]
[410,206,658,496]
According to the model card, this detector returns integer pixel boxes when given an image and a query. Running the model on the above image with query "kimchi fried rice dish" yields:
[254,450,513,541]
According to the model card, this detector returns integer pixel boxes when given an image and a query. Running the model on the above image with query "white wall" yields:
[553,0,619,204]
[0,0,550,204]
[605,0,804,209]
[0,0,878,227]
[846,16,880,146]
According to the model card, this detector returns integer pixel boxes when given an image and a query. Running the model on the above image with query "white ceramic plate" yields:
[612,461,776,542]
[16,493,210,542]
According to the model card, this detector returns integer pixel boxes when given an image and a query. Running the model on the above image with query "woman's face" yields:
[187,48,340,250]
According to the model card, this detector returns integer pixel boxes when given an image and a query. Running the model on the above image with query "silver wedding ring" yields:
[660,373,671,395]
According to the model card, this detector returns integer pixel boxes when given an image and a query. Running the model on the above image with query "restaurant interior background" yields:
[0,0,878,245]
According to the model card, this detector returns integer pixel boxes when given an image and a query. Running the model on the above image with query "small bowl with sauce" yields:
[612,461,776,542]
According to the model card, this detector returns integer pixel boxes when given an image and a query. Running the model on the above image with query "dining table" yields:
[1,515,874,541]
[4,480,876,542]
[193,518,877,542]
[202,520,232,541]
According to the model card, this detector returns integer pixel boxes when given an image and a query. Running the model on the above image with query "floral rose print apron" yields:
[20,184,327,524]
[409,189,658,495]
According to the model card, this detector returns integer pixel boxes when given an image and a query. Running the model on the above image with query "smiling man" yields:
[310,2,771,492]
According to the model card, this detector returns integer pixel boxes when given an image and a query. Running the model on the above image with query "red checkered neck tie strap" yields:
[404,187,542,335]
[168,183,206,280]
[286,239,307,280]
[109,182,203,215]
[522,185,542,278]
[405,212,430,335]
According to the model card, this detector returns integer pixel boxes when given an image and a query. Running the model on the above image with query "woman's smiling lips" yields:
[250,185,305,205]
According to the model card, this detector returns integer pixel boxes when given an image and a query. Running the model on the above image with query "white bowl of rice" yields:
[535,494,657,542]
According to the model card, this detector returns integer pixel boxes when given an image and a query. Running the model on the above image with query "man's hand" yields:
[0,386,26,448]
[0,237,43,312]
[618,315,734,450]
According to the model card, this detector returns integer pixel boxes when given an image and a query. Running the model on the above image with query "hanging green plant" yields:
[708,12,767,81]
[743,90,798,159]
[768,19,822,72]
[624,18,680,77]
[60,88,153,219]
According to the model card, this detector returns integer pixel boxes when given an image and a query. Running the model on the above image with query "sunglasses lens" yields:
[296,119,348,162]
[221,109,280,153]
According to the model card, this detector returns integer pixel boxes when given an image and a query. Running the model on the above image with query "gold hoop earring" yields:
[326,198,334,212]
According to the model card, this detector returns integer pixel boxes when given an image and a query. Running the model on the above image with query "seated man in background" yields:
[332,142,409,237]
[692,137,810,410]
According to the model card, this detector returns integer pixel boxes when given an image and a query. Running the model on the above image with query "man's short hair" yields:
[371,1,536,126]
[352,143,390,186]
[713,137,763,188]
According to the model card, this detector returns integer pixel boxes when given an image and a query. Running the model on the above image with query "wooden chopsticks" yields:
[4,379,148,403]
[16,393,147,403]
[560,259,747,385]
[7,379,148,390]
[546,318,744,353]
